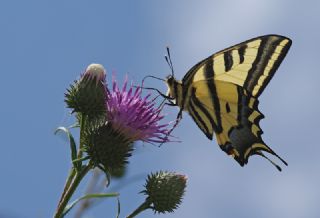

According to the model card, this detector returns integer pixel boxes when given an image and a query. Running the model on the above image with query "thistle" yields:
[65,63,107,117]
[127,171,187,217]
[55,64,174,218]
[143,171,187,213]
[84,76,171,173]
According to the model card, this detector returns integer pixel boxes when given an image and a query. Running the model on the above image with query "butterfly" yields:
[163,35,292,171]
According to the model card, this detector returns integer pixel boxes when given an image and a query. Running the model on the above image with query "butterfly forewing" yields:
[183,35,292,97]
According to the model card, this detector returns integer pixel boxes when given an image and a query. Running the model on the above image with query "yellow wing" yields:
[188,80,286,169]
[182,35,291,170]
[183,35,292,97]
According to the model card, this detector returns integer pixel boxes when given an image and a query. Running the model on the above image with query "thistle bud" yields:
[65,64,107,117]
[143,171,187,213]
[84,121,133,173]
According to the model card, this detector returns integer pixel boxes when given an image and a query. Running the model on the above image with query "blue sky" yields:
[1,0,320,218]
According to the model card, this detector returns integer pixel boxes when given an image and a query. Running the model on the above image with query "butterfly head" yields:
[165,75,175,98]
[165,75,184,108]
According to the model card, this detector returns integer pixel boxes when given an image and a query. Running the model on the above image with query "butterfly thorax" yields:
[165,76,187,109]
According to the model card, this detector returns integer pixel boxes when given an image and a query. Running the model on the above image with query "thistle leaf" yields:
[62,192,119,217]
[116,197,121,218]
[55,127,79,170]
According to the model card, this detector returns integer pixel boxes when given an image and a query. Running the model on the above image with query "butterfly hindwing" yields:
[190,79,279,166]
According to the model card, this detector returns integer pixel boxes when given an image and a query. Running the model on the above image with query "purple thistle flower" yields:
[106,76,170,144]
[83,71,172,172]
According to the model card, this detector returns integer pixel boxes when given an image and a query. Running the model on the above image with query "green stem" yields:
[57,168,76,208]
[54,164,92,218]
[126,200,151,218]
[78,114,86,162]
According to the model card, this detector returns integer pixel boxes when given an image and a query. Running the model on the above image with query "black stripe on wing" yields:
[188,96,212,140]
[203,59,223,133]
[244,35,292,97]
[238,45,246,64]
[224,50,233,72]
[189,87,222,139]
[255,37,292,97]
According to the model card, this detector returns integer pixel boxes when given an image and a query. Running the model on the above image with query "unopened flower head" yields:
[84,121,134,173]
[65,63,107,117]
[142,171,187,213]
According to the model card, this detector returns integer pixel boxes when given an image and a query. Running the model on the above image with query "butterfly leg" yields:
[137,86,174,101]
[169,109,183,136]
[159,108,183,147]
[174,109,183,127]
[165,101,177,107]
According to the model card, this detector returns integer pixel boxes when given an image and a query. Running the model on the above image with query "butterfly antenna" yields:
[165,46,175,77]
